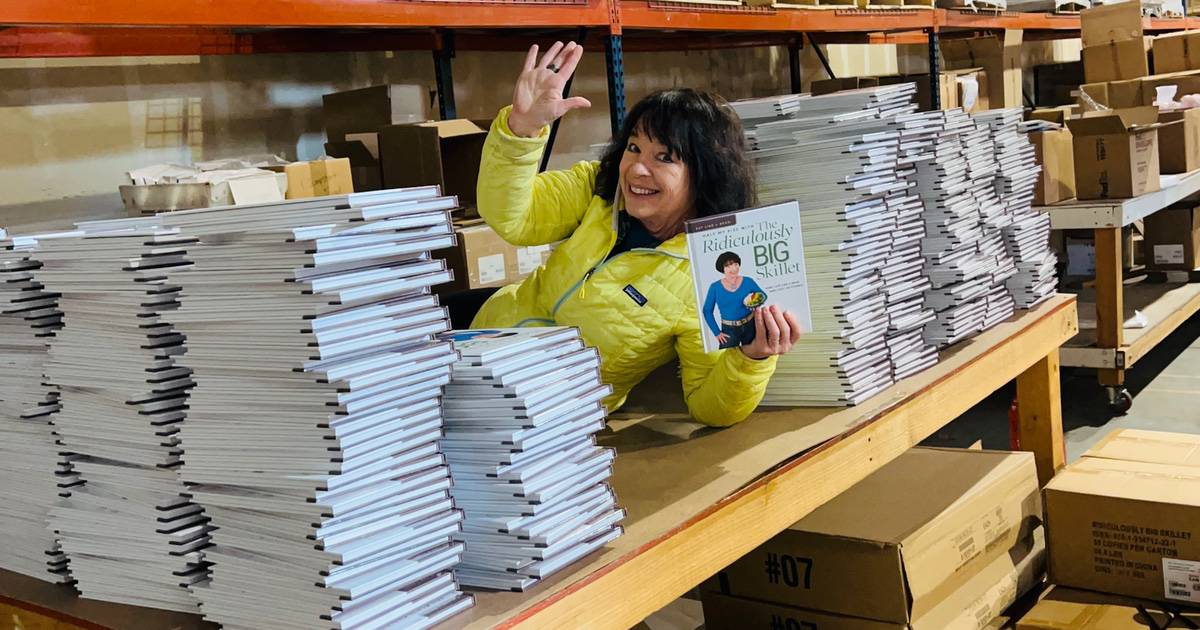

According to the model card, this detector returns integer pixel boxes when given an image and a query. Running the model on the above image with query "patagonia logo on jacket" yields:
[623,284,648,306]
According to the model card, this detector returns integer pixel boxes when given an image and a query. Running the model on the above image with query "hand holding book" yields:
[739,304,802,360]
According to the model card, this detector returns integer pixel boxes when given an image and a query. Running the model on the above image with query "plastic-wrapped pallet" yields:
[0,237,77,585]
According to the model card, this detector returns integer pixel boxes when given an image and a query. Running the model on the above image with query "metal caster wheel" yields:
[1106,387,1133,415]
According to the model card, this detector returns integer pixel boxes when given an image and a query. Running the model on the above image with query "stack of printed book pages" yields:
[36,227,207,613]
[737,85,937,405]
[0,237,76,585]
[440,327,623,591]
[162,188,473,629]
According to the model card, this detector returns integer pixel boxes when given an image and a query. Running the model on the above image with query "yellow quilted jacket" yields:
[471,106,778,427]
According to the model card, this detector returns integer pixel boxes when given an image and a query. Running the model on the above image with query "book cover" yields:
[684,200,812,353]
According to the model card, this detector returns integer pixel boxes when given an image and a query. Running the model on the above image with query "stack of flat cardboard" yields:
[702,447,1046,630]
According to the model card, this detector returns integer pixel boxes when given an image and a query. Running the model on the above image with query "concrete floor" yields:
[924,312,1200,460]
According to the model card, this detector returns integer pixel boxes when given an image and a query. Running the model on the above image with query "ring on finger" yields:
[547,63,560,73]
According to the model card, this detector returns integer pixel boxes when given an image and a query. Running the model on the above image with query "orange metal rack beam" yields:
[619,1,935,32]
[0,0,612,28]
[1,1,1198,59]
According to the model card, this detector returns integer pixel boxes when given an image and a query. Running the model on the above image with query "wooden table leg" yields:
[1016,349,1066,486]
[1094,227,1124,388]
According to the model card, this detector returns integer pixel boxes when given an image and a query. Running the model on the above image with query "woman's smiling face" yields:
[619,129,693,231]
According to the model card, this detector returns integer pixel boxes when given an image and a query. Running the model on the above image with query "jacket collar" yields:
[610,188,690,257]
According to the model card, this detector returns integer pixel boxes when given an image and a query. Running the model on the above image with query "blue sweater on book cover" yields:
[702,277,766,337]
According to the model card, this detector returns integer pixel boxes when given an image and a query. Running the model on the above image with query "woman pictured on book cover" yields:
[703,252,768,350]
[446,40,803,428]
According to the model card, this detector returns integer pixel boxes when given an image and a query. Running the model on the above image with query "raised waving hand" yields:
[506,41,591,138]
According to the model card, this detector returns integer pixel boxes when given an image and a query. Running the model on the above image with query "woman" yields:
[470,41,802,427]
[702,252,768,350]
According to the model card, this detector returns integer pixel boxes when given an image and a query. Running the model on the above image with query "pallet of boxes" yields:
[1016,429,1200,629]
[701,447,1046,630]
[321,84,554,295]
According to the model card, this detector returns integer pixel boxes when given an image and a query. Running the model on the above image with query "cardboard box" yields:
[1083,39,1151,84]
[1016,586,1200,629]
[703,447,1042,623]
[322,84,430,143]
[1143,207,1200,270]
[951,68,990,113]
[1045,445,1200,604]
[1153,31,1200,75]
[283,157,353,199]
[1065,236,1097,276]
[1138,69,1200,105]
[1029,107,1071,125]
[702,593,902,630]
[1066,107,1163,200]
[941,30,1024,108]
[1082,1,1144,48]
[434,219,554,293]
[1110,78,1148,108]
[877,69,988,112]
[1084,428,1200,466]
[811,76,880,96]
[703,528,1046,630]
[1031,129,1077,206]
[1078,82,1111,110]
[119,171,287,215]
[1157,108,1200,174]
[379,119,486,206]
[1078,79,1144,110]
[325,134,382,192]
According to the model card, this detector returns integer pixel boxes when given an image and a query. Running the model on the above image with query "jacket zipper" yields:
[551,247,687,317]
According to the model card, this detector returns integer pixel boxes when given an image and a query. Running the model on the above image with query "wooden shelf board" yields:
[0,296,1077,630]
[1063,281,1200,369]
[1040,170,1200,230]
[437,294,1077,630]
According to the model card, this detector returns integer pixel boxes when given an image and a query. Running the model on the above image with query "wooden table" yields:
[0,295,1078,630]
[440,294,1076,630]
[1039,170,1200,413]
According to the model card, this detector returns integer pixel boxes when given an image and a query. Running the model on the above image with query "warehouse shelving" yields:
[5,1,1200,133]
[0,295,1078,630]
[1039,171,1200,413]
[0,0,1150,625]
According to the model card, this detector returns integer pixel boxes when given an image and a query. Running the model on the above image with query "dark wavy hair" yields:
[594,89,756,219]
[715,251,741,273]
